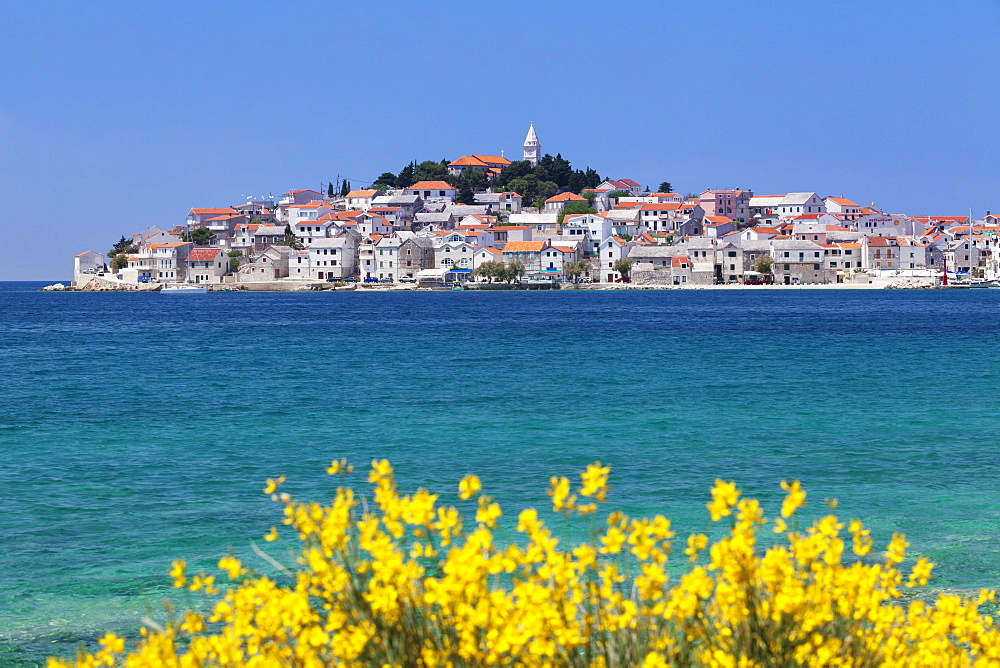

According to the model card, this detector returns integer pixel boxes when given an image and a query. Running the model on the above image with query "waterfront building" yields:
[770,239,835,284]
[186,248,230,284]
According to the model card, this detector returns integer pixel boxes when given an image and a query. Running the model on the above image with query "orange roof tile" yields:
[408,181,455,191]
[503,241,547,252]
[546,192,587,202]
[190,208,238,215]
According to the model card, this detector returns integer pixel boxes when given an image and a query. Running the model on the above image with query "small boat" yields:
[160,283,208,294]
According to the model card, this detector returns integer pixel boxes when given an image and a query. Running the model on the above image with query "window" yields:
[784,264,790,270]
[814,264,820,270]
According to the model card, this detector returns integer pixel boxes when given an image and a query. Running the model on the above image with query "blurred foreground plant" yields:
[52,461,999,667]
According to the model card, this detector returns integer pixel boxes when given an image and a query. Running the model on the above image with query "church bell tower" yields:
[523,123,540,167]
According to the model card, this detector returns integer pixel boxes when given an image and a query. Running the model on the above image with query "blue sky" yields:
[2,0,997,279]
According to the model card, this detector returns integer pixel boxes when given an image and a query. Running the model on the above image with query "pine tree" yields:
[327,182,334,198]
[340,179,350,197]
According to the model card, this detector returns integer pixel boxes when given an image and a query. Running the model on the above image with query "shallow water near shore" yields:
[1,282,999,664]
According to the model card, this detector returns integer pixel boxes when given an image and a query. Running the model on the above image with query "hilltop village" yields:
[71,125,1000,290]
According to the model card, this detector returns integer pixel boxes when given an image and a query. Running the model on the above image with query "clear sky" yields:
[2,0,997,279]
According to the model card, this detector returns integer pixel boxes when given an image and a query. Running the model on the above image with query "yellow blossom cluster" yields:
[51,464,1000,667]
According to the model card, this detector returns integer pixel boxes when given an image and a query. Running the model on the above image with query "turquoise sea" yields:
[1,281,999,665]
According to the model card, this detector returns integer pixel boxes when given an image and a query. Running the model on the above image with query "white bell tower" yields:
[523,123,540,167]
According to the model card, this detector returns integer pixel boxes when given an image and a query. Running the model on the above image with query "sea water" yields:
[1,283,999,665]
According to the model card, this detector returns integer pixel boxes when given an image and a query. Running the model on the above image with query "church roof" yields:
[524,123,539,145]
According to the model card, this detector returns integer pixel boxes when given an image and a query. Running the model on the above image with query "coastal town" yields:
[69,125,1000,290]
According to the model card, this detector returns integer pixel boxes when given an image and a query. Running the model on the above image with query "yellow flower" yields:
[780,479,806,518]
[907,556,934,587]
[54,465,1000,668]
[707,479,740,521]
[217,556,244,580]
[169,559,186,588]
[458,474,481,500]
[326,458,353,475]
[579,461,611,502]
[98,632,124,654]
[684,533,708,561]
[262,474,286,495]
[264,526,279,542]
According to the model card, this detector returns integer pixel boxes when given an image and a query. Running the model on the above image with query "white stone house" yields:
[73,251,107,279]
[293,220,337,246]
[544,192,588,212]
[770,239,834,284]
[345,189,377,210]
[824,197,862,220]
[473,247,504,273]
[295,237,357,280]
[186,248,230,284]
[406,181,457,203]
[599,236,632,283]
[436,241,475,271]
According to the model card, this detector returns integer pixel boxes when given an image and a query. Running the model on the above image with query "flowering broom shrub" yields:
[52,460,999,667]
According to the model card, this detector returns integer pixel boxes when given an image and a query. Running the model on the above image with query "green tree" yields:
[183,227,215,246]
[279,224,302,249]
[457,180,475,205]
[413,160,449,183]
[109,253,129,272]
[501,260,525,283]
[327,182,335,198]
[108,235,137,257]
[493,160,533,190]
[606,190,631,202]
[340,179,351,197]
[557,201,596,225]
[473,260,503,283]
[373,172,397,188]
[227,250,242,257]
[618,233,633,242]
[753,255,773,275]
[397,162,416,189]
[229,258,241,272]
[534,153,572,189]
[612,258,633,281]
[658,182,673,193]
[564,260,589,283]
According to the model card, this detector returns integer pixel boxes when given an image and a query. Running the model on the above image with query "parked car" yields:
[363,277,380,283]
[378,278,393,284]
[138,276,152,283]
[399,276,415,283]
[325,277,340,282]
[343,276,359,283]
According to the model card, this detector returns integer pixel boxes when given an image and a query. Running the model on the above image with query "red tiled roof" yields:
[408,181,455,191]
[546,192,587,203]
[188,248,222,261]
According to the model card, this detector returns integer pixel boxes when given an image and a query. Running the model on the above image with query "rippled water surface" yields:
[2,282,999,665]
